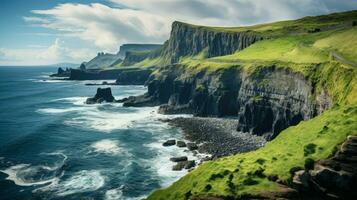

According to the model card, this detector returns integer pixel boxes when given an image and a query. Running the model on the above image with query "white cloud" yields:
[26,0,357,51]
[0,38,94,66]
[29,3,170,52]
[14,0,357,65]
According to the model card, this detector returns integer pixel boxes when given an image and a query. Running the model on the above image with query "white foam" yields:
[37,107,86,114]
[91,139,122,155]
[54,170,105,196]
[0,152,67,187]
[51,97,87,106]
[34,79,68,83]
[65,107,160,132]
[105,186,124,200]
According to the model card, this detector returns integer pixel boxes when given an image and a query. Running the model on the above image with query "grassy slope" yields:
[148,105,357,199]
[146,11,357,200]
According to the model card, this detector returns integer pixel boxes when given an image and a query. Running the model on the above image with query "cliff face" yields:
[121,51,152,66]
[117,43,162,59]
[124,65,332,139]
[160,22,263,63]
[69,68,152,85]
[84,52,121,69]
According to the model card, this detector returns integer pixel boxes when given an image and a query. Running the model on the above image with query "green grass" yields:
[145,12,357,199]
[147,105,357,199]
[175,10,357,38]
[314,27,357,63]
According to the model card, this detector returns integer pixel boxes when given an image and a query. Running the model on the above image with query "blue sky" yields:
[1,0,357,66]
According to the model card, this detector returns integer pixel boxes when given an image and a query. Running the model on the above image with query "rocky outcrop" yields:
[160,21,263,64]
[84,52,121,69]
[69,69,122,80]
[293,136,357,199]
[50,67,71,77]
[123,64,332,140]
[115,68,152,85]
[121,51,151,66]
[86,87,115,104]
[117,43,162,59]
[69,68,153,84]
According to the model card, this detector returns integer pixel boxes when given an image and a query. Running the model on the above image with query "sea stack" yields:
[86,87,115,104]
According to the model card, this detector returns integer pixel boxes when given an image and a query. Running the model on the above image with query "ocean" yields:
[0,66,198,200]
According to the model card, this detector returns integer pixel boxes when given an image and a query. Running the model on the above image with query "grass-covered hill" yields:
[140,10,357,200]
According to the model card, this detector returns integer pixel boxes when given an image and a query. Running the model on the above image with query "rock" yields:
[292,136,357,199]
[163,139,176,146]
[187,143,198,151]
[184,160,196,169]
[85,87,115,104]
[116,97,129,103]
[170,156,188,162]
[172,160,196,171]
[177,141,186,147]
[85,97,96,104]
[172,161,187,171]
[292,170,310,190]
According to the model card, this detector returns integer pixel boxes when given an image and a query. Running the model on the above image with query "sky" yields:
[0,0,357,66]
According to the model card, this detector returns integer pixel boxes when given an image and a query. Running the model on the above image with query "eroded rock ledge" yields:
[293,135,357,199]
[122,65,332,140]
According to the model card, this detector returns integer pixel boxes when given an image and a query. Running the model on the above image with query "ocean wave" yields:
[37,107,86,114]
[36,170,105,197]
[105,186,124,200]
[143,140,210,188]
[64,107,159,132]
[0,152,67,187]
[51,96,88,106]
[90,139,123,155]
[33,79,68,83]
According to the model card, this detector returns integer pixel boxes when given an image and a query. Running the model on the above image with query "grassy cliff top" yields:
[173,10,357,37]
[146,10,357,200]
[148,105,357,199]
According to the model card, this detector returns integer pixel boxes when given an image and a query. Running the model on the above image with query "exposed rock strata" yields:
[123,65,332,139]
[293,135,357,199]
[69,68,152,85]
[160,21,263,63]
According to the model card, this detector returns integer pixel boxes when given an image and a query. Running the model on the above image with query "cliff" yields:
[143,10,357,200]
[124,62,340,139]
[117,43,162,59]
[69,68,153,85]
[83,52,121,69]
[160,21,263,64]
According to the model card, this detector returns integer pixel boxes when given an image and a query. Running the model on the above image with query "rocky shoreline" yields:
[161,117,267,159]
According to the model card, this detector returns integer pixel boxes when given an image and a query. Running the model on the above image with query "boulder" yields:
[170,156,188,162]
[85,87,115,104]
[184,160,196,169]
[187,143,198,150]
[163,139,176,146]
[172,161,187,171]
[177,141,187,147]
[172,160,196,171]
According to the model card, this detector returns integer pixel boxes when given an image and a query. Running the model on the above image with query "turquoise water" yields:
[0,66,196,200]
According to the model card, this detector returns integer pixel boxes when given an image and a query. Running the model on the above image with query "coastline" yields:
[162,117,267,159]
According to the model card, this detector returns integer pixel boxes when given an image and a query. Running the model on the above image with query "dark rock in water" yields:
[50,67,71,77]
[163,139,176,146]
[170,156,188,162]
[187,143,198,151]
[177,141,187,147]
[184,160,196,169]
[172,161,187,171]
[116,97,129,103]
[172,160,196,171]
[85,88,115,104]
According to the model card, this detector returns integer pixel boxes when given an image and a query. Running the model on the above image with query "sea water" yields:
[0,66,198,200]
